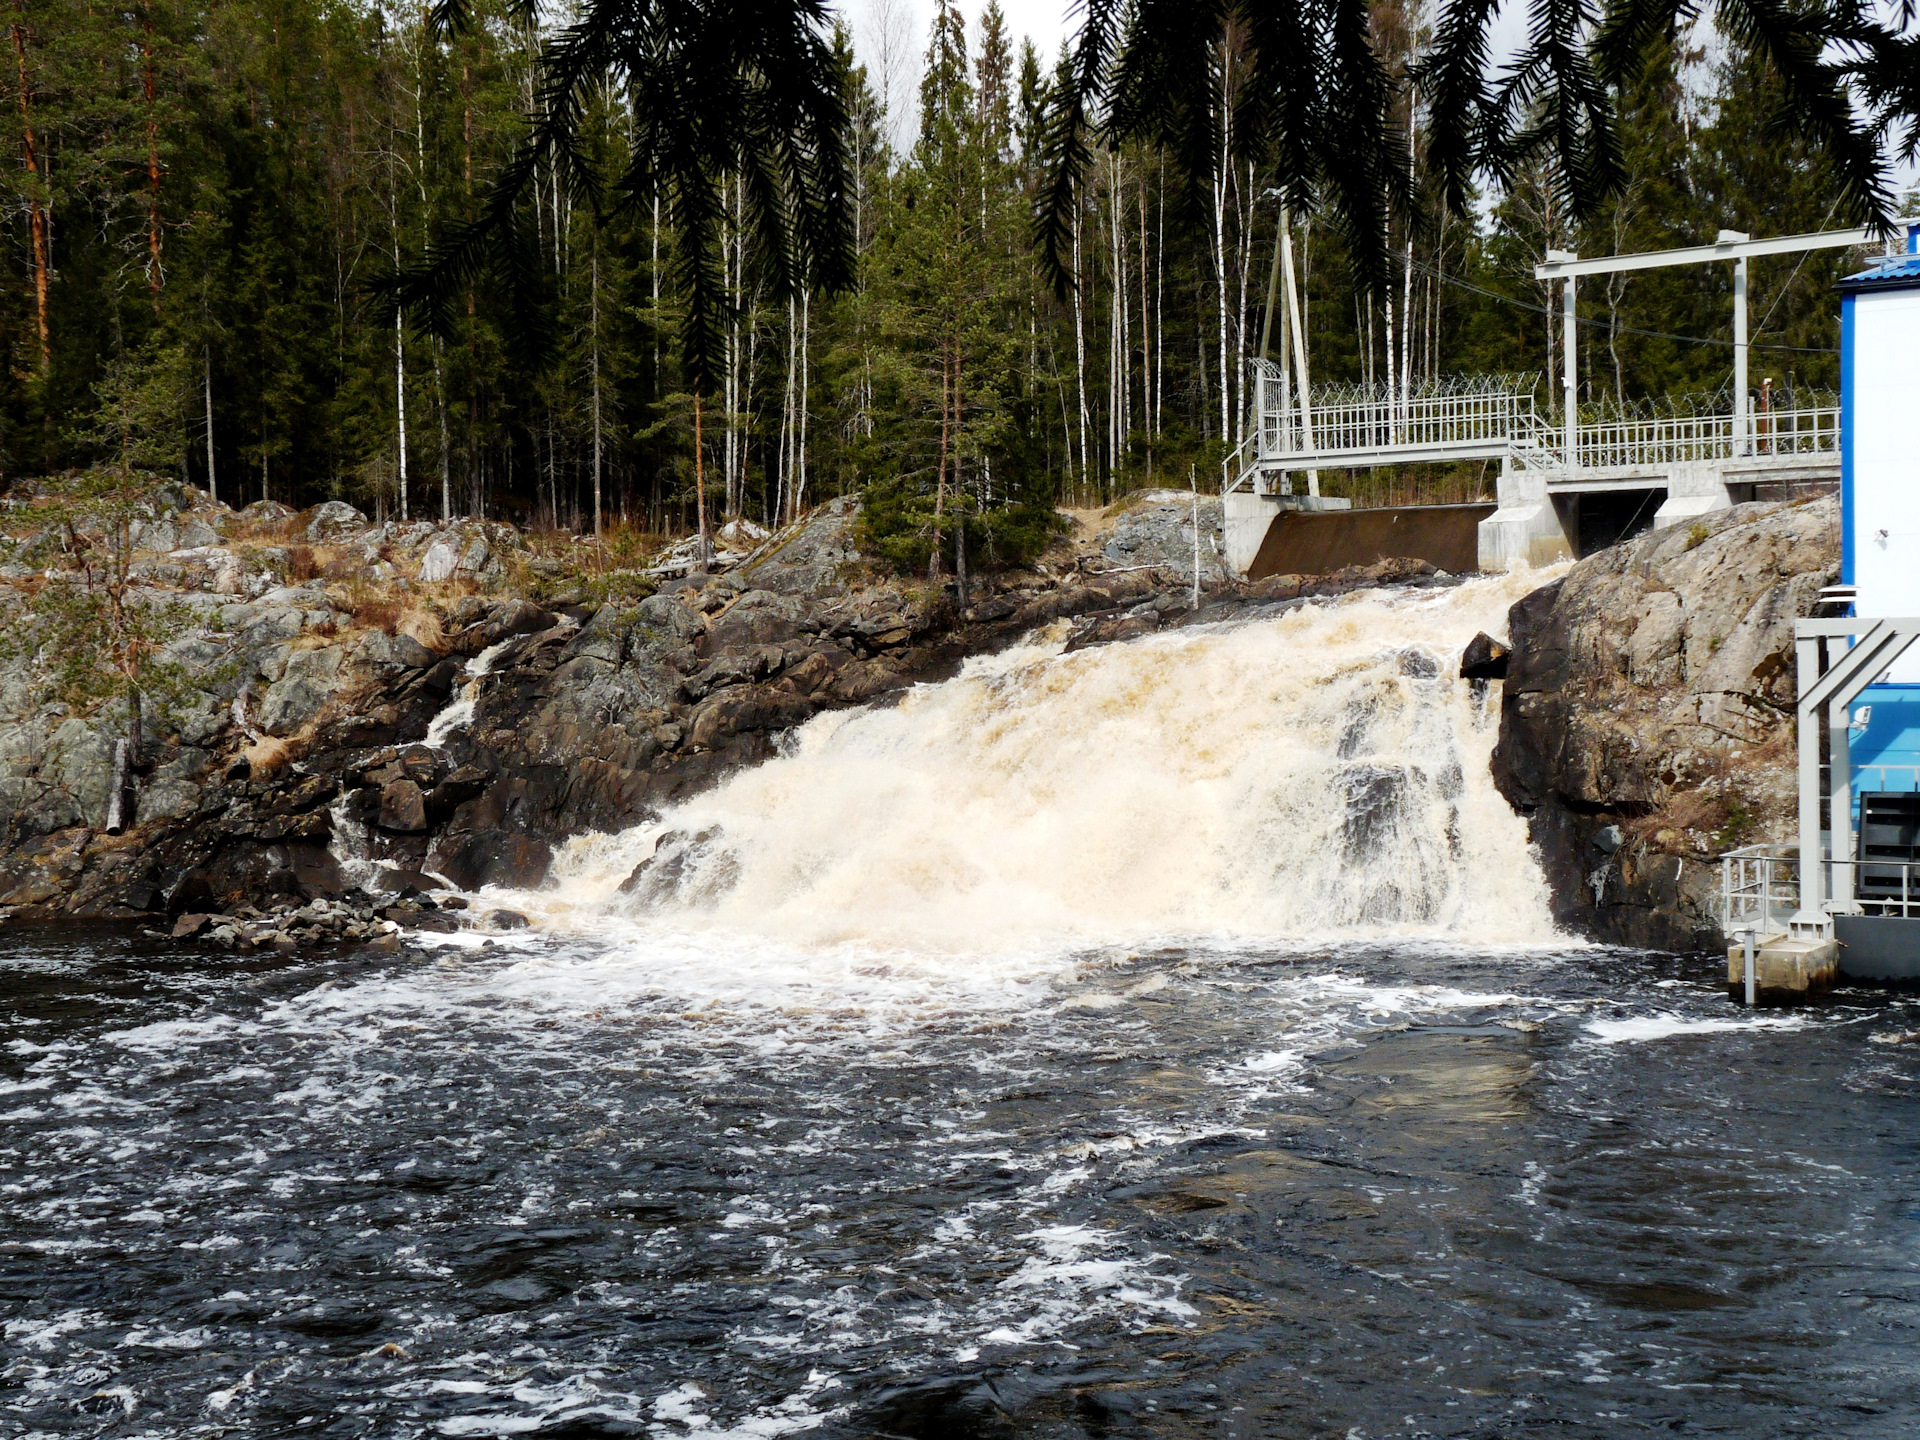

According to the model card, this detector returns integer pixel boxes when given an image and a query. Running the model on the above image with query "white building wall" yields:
[1851,288,1920,680]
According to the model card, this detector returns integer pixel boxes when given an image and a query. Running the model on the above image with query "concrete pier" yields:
[1725,932,1840,1005]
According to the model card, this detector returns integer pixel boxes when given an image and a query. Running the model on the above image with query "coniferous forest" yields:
[0,0,1873,563]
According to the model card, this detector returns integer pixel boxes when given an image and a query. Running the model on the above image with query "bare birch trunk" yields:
[435,341,450,521]
[694,392,710,568]
[140,1,162,296]
[1138,169,1152,477]
[203,346,216,503]
[1154,160,1164,458]
[796,288,809,522]
[929,343,949,581]
[395,313,408,522]
[1212,74,1230,451]
[1071,201,1089,502]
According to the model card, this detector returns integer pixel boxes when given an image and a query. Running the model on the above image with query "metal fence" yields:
[1847,856,1920,917]
[1250,366,1540,462]
[1569,407,1839,471]
[1240,361,1838,481]
[1721,844,1802,938]
[1720,841,1920,931]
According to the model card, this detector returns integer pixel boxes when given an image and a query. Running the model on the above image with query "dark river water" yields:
[4,924,1919,1439]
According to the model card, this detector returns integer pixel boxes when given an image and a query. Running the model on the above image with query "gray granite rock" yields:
[257,645,346,735]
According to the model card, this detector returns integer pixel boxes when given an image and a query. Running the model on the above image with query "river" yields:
[4,573,1919,1437]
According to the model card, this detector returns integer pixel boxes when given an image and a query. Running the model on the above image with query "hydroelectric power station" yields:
[1722,224,1920,1000]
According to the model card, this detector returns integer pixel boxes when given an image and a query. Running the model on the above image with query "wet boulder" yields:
[428,828,551,891]
[377,777,428,833]
[1459,632,1510,680]
[620,826,737,906]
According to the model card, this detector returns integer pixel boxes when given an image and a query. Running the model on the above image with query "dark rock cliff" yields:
[0,494,1224,919]
[1492,497,1838,950]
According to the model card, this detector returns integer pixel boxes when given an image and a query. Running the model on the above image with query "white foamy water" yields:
[484,569,1561,971]
[1584,1012,1811,1044]
[425,635,519,750]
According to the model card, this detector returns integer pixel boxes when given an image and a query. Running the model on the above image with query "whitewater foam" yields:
[490,569,1560,963]
[1584,1012,1811,1044]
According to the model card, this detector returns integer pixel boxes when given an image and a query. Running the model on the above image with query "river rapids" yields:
[5,571,1919,1437]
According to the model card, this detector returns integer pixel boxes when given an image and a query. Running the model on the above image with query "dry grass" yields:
[1628,727,1797,855]
[397,606,445,651]
[243,734,293,773]
[350,595,402,634]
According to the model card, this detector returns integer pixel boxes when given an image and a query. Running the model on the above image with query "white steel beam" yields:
[1533,226,1877,280]
[1725,231,1750,454]
[1792,619,1920,936]
[1547,249,1577,466]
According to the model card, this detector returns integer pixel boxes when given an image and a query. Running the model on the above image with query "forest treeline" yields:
[0,0,1873,567]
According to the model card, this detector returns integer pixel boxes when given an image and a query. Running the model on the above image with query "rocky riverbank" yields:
[1492,495,1838,950]
[0,474,1837,955]
[0,482,1466,936]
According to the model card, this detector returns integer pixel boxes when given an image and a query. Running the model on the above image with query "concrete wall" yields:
[1480,460,1574,569]
[1247,502,1496,580]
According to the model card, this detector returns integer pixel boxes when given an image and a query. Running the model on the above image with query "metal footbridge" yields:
[1221,225,1868,576]
[1226,367,1840,497]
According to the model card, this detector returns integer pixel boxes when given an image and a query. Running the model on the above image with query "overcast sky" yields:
[837,0,1540,148]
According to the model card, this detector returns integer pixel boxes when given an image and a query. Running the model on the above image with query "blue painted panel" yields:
[1849,684,1920,804]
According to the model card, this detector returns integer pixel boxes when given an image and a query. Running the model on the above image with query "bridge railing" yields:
[1238,364,1839,488]
[1252,365,1541,462]
[1569,406,1838,470]
[1750,405,1842,458]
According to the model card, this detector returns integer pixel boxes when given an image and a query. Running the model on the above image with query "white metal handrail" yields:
[1721,841,1920,929]
[1238,360,1840,486]
[1250,365,1539,463]
[1722,844,1802,937]
[1570,407,1838,470]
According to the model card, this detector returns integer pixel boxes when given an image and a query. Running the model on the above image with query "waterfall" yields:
[508,569,1559,956]
[327,634,524,888]
[424,635,519,751]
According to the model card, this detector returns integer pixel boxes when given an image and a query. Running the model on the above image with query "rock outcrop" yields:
[1492,496,1838,950]
[0,486,1290,921]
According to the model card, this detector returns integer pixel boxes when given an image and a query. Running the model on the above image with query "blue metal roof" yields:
[1838,253,1920,293]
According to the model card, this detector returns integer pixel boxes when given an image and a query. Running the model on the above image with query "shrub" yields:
[352,596,401,634]
[859,477,1065,577]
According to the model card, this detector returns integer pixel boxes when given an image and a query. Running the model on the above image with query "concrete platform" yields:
[1725,932,1841,1005]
